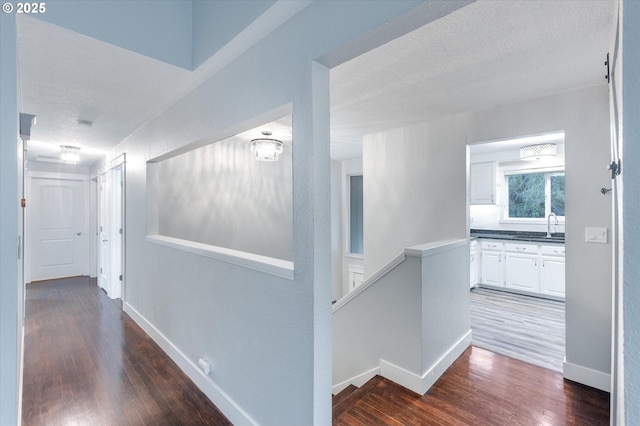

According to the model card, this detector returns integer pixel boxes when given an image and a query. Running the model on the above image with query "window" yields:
[349,175,363,254]
[506,171,564,219]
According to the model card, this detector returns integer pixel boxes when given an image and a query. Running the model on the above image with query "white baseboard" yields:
[381,330,472,395]
[332,366,380,395]
[123,302,256,425]
[563,359,611,392]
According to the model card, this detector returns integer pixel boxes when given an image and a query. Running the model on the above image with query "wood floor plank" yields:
[333,346,609,425]
[22,277,232,426]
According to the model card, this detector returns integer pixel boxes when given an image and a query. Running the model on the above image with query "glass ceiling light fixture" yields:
[60,145,81,164]
[250,130,283,161]
[520,143,557,161]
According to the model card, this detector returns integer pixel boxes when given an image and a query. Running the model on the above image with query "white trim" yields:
[146,234,294,280]
[563,359,611,392]
[331,366,380,395]
[405,238,468,258]
[123,302,257,426]
[380,330,472,395]
[332,252,405,312]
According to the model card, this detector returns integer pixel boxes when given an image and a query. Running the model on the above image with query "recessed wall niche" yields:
[149,116,293,263]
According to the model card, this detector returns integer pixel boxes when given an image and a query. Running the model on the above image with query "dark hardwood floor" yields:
[23,277,609,425]
[333,346,610,425]
[22,276,231,426]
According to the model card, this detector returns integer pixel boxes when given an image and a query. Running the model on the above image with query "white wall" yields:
[155,133,293,261]
[330,160,343,301]
[333,239,470,395]
[463,86,612,388]
[100,2,441,424]
[364,85,612,389]
[623,0,640,422]
[0,9,19,425]
[363,118,468,277]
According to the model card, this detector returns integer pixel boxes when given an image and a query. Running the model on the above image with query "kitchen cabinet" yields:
[480,241,503,287]
[505,243,539,292]
[477,238,565,299]
[540,245,565,297]
[470,162,496,205]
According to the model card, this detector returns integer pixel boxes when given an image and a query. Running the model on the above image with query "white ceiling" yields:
[16,0,617,168]
[17,15,197,168]
[330,0,617,160]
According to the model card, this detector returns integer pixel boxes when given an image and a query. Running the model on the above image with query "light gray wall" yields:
[36,0,193,70]
[421,244,470,372]
[330,160,343,300]
[99,2,439,424]
[623,0,640,422]
[364,85,612,386]
[460,85,612,381]
[0,11,19,426]
[333,256,423,383]
[156,136,293,261]
[363,118,468,277]
[192,0,275,69]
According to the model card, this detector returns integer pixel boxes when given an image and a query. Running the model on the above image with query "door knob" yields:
[77,232,82,236]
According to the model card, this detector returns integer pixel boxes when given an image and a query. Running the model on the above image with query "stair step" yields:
[332,376,384,420]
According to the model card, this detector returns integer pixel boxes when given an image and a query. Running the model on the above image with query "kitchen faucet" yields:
[547,213,558,237]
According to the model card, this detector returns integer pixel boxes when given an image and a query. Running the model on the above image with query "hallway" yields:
[21,277,231,425]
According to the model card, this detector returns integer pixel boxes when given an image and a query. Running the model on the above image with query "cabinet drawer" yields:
[470,240,478,251]
[504,243,538,254]
[481,241,503,250]
[541,245,565,256]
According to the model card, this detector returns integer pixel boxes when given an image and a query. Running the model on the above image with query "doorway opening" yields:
[468,133,566,372]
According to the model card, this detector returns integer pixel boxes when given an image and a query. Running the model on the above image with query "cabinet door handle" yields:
[499,254,502,262]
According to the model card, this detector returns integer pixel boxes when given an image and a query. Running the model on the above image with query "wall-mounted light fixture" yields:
[520,143,557,161]
[60,145,81,164]
[250,131,283,161]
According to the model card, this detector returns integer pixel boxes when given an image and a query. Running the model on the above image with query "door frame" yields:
[25,170,91,284]
[98,154,126,301]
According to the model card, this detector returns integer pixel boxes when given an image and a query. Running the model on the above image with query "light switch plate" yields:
[585,227,608,244]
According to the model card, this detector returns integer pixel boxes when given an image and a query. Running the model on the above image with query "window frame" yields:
[346,174,364,255]
[501,166,565,224]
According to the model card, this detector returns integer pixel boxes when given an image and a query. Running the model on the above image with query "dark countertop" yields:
[470,229,565,244]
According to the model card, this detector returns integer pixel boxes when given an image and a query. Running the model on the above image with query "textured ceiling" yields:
[330,0,618,160]
[17,1,618,167]
[17,15,196,167]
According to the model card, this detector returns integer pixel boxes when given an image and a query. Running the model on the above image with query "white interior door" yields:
[30,178,85,281]
[98,165,124,299]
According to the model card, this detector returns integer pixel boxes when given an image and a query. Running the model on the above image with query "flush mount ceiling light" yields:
[520,143,557,161]
[250,131,283,161]
[60,145,81,164]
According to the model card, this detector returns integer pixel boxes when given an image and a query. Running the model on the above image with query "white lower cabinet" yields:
[480,241,503,287]
[479,239,565,299]
[505,243,539,292]
[540,245,566,297]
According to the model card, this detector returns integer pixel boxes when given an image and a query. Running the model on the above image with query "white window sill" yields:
[344,253,364,260]
[146,235,294,281]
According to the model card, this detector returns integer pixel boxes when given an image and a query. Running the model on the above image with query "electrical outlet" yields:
[198,358,211,375]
